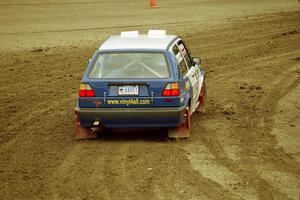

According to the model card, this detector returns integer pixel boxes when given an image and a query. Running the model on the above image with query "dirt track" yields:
[0,0,300,199]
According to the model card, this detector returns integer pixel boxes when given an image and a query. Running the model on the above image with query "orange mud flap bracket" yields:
[74,110,98,139]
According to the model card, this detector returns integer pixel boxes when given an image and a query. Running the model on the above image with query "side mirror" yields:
[193,57,201,65]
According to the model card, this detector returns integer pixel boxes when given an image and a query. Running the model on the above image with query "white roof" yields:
[99,31,177,51]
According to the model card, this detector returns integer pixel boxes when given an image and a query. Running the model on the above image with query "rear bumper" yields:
[75,106,186,128]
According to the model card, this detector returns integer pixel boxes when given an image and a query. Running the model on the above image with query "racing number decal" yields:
[188,67,198,105]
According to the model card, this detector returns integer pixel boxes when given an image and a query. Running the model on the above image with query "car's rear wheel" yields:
[168,106,190,139]
[196,82,206,113]
[74,111,98,139]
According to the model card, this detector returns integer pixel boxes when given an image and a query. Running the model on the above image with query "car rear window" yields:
[88,52,170,79]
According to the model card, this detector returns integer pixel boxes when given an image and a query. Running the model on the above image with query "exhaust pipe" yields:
[90,121,102,133]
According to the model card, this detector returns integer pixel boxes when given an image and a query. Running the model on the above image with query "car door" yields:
[169,39,200,110]
[177,40,200,111]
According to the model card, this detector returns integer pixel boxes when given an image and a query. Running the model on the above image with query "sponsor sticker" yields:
[107,99,151,105]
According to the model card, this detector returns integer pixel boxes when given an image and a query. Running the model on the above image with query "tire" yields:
[168,106,190,139]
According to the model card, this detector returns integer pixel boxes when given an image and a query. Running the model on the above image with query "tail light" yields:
[162,82,180,96]
[79,83,95,97]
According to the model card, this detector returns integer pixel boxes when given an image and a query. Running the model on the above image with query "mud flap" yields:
[74,111,97,139]
[168,107,190,139]
[196,82,206,113]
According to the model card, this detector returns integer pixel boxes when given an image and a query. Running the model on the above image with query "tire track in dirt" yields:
[0,46,94,146]
[0,94,76,151]
[0,1,112,6]
[49,143,113,200]
[184,12,300,200]
[0,10,300,200]
[271,83,300,164]
[252,66,300,200]
[120,140,240,200]
[187,66,300,200]
[1,11,297,36]
[0,47,93,199]
[0,104,76,199]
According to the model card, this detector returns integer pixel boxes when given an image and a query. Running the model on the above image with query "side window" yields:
[172,45,180,56]
[172,44,188,76]
[178,40,192,67]
[178,60,188,75]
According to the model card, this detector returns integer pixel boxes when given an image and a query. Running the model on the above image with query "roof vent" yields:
[120,31,139,38]
[148,30,166,38]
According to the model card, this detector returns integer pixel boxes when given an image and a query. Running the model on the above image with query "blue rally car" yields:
[74,30,206,139]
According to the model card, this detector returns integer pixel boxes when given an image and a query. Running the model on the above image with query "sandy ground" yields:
[0,0,300,199]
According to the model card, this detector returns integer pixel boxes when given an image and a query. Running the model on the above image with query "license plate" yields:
[118,85,139,95]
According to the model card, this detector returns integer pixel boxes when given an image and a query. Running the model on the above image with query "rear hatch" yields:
[78,51,181,108]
